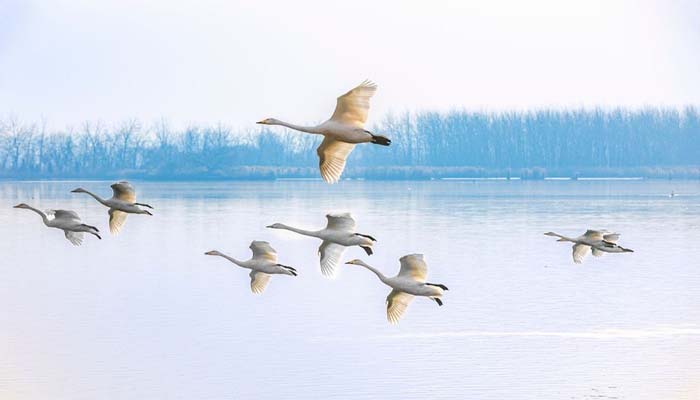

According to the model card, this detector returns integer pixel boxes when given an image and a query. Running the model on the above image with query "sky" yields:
[0,0,699,131]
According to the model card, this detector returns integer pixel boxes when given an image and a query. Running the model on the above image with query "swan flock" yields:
[12,80,634,324]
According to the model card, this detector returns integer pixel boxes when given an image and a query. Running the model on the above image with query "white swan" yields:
[71,181,153,234]
[204,241,297,294]
[257,80,391,183]
[267,213,376,278]
[545,230,634,264]
[13,203,101,245]
[345,254,448,324]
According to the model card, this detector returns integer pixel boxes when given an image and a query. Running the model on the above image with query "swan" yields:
[345,254,448,324]
[204,241,297,294]
[71,181,153,234]
[544,230,633,263]
[267,212,376,278]
[13,203,101,245]
[257,80,391,183]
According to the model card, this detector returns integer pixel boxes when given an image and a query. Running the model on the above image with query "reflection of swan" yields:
[257,80,391,183]
[13,203,101,245]
[204,241,297,294]
[346,254,448,324]
[669,191,676,198]
[545,230,633,264]
[71,181,153,234]
[267,213,376,278]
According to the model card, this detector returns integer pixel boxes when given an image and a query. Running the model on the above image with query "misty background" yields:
[1,0,699,179]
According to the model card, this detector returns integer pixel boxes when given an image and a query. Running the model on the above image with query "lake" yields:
[1,180,699,399]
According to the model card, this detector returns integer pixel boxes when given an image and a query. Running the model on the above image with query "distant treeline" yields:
[1,107,699,180]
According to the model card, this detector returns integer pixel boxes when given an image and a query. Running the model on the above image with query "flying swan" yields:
[257,80,391,183]
[544,230,633,263]
[346,254,448,324]
[71,181,153,234]
[204,241,297,294]
[13,203,101,245]
[267,213,376,278]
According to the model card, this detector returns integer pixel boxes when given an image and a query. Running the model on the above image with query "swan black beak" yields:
[256,120,264,124]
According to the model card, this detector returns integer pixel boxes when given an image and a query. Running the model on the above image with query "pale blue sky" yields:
[0,0,698,130]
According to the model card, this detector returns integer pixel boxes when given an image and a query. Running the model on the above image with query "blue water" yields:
[1,180,699,399]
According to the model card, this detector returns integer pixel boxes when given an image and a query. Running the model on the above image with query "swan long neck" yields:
[24,205,49,225]
[219,253,248,268]
[549,232,575,242]
[277,224,321,238]
[357,261,389,284]
[273,120,322,134]
[81,190,109,206]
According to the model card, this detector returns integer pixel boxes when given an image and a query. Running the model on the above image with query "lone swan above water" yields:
[13,203,101,245]
[267,213,376,278]
[346,254,448,324]
[71,181,153,234]
[545,230,633,264]
[257,80,391,183]
[204,241,297,294]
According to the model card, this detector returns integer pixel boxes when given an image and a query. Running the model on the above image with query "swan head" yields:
[13,203,30,209]
[204,250,223,256]
[71,188,87,193]
[345,259,366,266]
[266,223,285,229]
[256,118,280,125]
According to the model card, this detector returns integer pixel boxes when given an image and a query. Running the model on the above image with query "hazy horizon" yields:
[2,0,699,131]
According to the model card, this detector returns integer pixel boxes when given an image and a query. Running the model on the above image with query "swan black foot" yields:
[355,233,377,241]
[361,246,373,256]
[434,298,443,306]
[370,135,391,146]
[426,282,449,291]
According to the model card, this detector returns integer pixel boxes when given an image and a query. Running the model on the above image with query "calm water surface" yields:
[1,180,699,399]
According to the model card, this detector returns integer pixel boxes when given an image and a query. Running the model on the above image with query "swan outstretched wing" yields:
[591,247,605,257]
[386,290,414,324]
[317,137,355,184]
[249,271,271,294]
[582,230,605,241]
[64,231,84,246]
[330,80,377,126]
[111,181,136,203]
[318,241,346,278]
[572,244,590,263]
[398,254,428,283]
[52,210,81,222]
[325,212,356,231]
[249,241,278,262]
[603,233,620,242]
[109,209,128,234]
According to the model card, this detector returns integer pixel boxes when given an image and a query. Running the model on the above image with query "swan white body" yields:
[267,213,376,278]
[545,230,634,263]
[13,203,101,245]
[257,80,391,183]
[346,254,448,324]
[71,181,153,234]
[204,241,297,294]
